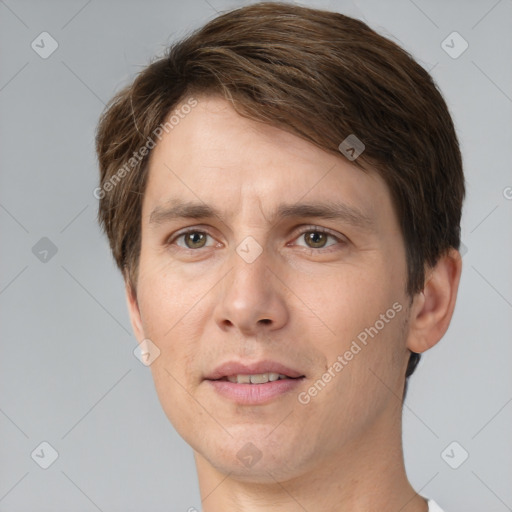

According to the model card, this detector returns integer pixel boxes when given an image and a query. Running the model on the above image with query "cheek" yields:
[135,261,203,389]
[298,301,408,441]
[136,249,201,339]
[137,279,203,436]
[294,261,403,342]
[294,259,408,396]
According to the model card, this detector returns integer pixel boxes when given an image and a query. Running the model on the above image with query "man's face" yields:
[129,95,412,481]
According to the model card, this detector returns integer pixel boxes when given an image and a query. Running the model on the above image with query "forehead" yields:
[142,95,392,228]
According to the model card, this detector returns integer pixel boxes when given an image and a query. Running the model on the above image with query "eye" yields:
[172,230,216,249]
[293,228,343,250]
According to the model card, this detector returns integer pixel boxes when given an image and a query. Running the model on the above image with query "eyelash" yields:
[167,225,346,253]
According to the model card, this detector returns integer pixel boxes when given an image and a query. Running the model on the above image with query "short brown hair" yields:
[96,3,464,352]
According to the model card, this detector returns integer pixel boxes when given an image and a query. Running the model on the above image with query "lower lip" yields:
[207,378,304,405]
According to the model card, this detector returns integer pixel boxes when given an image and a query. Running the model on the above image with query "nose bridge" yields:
[228,238,272,308]
[225,196,271,294]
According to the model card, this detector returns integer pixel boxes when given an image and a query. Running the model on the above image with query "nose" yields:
[213,243,289,337]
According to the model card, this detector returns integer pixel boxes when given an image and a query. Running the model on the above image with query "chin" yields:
[195,430,312,483]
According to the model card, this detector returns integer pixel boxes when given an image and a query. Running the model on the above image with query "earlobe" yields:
[406,248,462,354]
[125,280,145,342]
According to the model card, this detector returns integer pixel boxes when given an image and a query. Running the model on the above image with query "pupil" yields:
[187,232,205,248]
[307,232,326,248]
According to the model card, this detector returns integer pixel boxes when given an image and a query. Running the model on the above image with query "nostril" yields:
[259,319,271,325]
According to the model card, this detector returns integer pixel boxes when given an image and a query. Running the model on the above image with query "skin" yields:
[126,95,462,511]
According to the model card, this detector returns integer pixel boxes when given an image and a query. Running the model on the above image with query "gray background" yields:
[1,0,511,510]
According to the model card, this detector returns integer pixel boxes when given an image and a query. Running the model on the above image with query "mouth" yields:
[215,373,302,384]
[205,361,306,405]
[205,360,305,381]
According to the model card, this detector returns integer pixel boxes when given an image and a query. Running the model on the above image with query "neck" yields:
[194,409,428,512]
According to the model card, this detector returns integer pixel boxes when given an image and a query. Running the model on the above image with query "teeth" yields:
[250,373,268,384]
[226,373,291,384]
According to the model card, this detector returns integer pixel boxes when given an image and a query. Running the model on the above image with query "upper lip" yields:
[205,360,305,380]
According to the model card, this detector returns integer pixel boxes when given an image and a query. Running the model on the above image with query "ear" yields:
[406,248,462,353]
[125,279,145,342]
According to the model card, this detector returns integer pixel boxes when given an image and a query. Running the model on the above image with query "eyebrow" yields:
[148,199,374,230]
